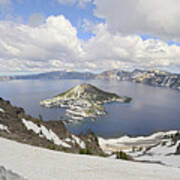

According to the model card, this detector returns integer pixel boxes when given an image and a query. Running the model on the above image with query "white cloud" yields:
[83,23,180,71]
[94,0,180,41]
[0,15,180,73]
[0,15,84,72]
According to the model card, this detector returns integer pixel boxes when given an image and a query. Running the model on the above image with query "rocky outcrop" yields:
[176,143,180,155]
[0,98,104,156]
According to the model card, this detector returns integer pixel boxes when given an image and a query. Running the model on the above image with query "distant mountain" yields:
[95,69,131,81]
[0,71,95,81]
[13,71,96,80]
[0,69,180,91]
[96,69,180,91]
[40,84,132,122]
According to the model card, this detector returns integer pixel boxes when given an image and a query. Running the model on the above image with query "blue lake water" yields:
[1,79,180,137]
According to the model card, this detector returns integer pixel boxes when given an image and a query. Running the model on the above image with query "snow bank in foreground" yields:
[22,118,71,148]
[0,137,180,180]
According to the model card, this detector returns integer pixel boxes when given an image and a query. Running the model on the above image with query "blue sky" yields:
[0,0,180,74]
[2,0,103,40]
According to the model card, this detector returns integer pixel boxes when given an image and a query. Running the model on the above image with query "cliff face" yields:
[0,98,104,156]
[96,69,180,90]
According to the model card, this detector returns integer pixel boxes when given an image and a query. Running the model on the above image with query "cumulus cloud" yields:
[0,15,84,72]
[83,23,180,71]
[0,15,180,73]
[94,0,180,41]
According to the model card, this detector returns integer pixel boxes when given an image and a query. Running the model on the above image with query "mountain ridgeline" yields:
[40,84,132,122]
[96,69,180,90]
[0,69,180,91]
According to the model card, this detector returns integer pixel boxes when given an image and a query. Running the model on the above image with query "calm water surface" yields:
[1,79,180,137]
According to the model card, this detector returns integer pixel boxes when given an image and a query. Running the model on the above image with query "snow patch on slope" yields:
[99,130,180,168]
[98,131,178,153]
[72,135,86,149]
[0,124,9,133]
[22,118,71,148]
[22,119,40,134]
[99,131,178,146]
[0,108,5,113]
[148,140,179,155]
[133,139,180,168]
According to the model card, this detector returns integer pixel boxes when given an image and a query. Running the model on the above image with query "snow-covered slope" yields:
[131,138,180,168]
[0,137,180,180]
[99,131,178,152]
[99,130,180,168]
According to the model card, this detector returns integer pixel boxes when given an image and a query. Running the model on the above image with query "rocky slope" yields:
[40,84,132,122]
[0,97,104,156]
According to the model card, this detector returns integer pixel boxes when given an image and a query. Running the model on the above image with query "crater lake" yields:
[1,79,180,138]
